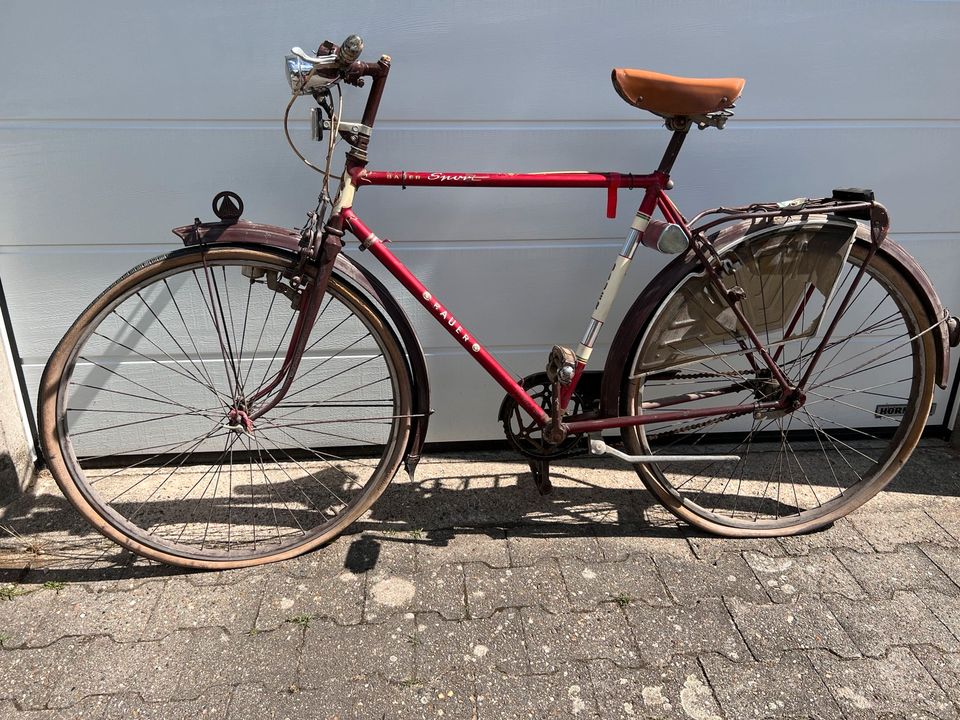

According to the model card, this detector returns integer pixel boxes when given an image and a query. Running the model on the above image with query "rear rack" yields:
[688,189,889,249]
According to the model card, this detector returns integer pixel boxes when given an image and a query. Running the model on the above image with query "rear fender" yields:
[172,219,431,475]
[599,216,952,418]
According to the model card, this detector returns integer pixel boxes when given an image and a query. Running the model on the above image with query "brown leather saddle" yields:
[612,68,745,125]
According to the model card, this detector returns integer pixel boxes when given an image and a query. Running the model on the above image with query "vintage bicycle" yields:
[38,36,959,568]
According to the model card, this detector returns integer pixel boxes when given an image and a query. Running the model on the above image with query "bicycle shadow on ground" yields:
[0,442,956,584]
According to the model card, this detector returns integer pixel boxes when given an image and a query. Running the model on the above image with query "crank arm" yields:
[588,439,740,464]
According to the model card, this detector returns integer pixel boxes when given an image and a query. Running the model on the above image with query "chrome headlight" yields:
[285,55,317,95]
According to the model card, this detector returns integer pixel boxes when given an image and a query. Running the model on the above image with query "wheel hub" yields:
[227,406,254,433]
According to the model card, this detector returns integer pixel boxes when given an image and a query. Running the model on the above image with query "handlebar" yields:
[284,34,392,155]
[286,35,367,95]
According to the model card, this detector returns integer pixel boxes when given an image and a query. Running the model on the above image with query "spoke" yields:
[262,415,411,428]
[201,433,232,549]
[790,412,879,464]
[207,262,245,397]
[796,410,868,483]
[255,422,356,505]
[74,357,208,415]
[811,351,914,394]
[803,406,843,495]
[70,408,221,437]
[754,417,788,521]
[87,429,230,483]
[750,243,773,350]
[811,376,912,402]
[262,349,379,412]
[92,329,226,403]
[253,433,335,523]
[784,433,821,511]
[107,424,225,503]
[802,316,937,392]
[730,420,760,519]
[132,290,230,405]
[227,438,234,547]
[804,389,910,425]
[255,420,381,470]
[70,382,202,412]
[669,415,778,491]
[103,308,225,403]
[325,376,390,402]
[163,278,224,403]
[171,434,245,545]
[250,306,299,397]
[693,338,752,386]
[238,433,283,545]
[222,266,241,384]
[193,268,237,400]
[256,414,383,455]
[237,280,254,384]
[241,287,280,389]
[805,286,888,389]
[780,308,901,378]
[67,406,220,416]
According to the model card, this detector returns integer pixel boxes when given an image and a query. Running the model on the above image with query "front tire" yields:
[39,246,412,568]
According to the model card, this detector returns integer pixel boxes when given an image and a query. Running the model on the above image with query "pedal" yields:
[529,458,553,495]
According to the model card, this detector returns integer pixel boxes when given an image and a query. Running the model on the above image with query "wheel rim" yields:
[626,228,931,530]
[53,249,409,562]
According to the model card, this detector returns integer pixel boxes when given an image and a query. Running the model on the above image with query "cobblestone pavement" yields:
[1,441,960,719]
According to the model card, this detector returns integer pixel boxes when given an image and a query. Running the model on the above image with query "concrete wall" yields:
[0,307,34,500]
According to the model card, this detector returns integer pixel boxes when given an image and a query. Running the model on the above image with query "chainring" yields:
[498,372,587,460]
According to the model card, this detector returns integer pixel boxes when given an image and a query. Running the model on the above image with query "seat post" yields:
[656,128,689,176]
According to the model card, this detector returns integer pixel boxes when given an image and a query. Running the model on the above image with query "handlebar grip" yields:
[337,35,364,66]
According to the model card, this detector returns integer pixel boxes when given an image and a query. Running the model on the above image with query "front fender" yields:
[172,219,431,475]
[599,216,953,418]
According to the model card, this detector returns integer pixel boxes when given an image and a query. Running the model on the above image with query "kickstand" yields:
[529,458,553,495]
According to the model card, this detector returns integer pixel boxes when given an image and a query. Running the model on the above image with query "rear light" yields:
[642,220,688,254]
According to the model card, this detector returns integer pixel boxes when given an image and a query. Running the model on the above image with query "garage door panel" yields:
[0,240,659,365]
[2,1,957,122]
[1,124,957,251]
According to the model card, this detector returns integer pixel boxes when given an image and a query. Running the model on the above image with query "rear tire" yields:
[622,236,936,536]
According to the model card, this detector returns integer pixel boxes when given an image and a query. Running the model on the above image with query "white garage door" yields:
[1,0,958,444]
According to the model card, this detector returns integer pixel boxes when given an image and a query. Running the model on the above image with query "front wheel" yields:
[622,230,936,536]
[39,246,412,568]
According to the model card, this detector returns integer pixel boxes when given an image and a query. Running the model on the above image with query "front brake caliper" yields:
[241,266,303,309]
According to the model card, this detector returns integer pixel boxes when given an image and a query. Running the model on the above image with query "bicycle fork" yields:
[210,233,344,427]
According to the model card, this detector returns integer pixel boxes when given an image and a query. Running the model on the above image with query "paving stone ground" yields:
[1,440,959,718]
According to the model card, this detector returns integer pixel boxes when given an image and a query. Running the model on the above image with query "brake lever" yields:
[291,47,338,67]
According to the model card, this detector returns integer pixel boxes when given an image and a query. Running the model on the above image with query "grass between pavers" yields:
[285,613,315,628]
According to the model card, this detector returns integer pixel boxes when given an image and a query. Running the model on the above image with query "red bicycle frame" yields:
[331,150,780,434]
[280,50,861,439]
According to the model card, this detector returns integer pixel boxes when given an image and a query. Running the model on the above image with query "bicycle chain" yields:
[643,406,755,442]
[641,370,757,442]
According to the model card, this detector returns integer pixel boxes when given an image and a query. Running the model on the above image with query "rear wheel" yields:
[622,230,936,535]
[39,246,412,568]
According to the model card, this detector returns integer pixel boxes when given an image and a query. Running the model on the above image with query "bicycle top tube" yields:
[352,169,665,220]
